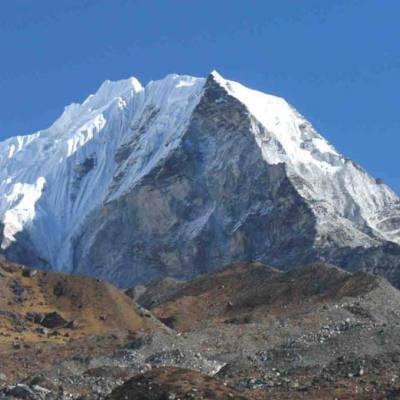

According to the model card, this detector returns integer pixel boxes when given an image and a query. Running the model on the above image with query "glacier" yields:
[0,71,400,286]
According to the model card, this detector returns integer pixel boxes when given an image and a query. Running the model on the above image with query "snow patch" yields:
[1,177,46,249]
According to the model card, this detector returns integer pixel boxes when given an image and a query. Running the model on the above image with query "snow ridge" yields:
[0,74,205,269]
[0,71,399,276]
[212,73,400,247]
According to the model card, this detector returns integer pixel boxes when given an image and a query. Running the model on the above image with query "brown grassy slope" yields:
[148,262,386,331]
[0,260,160,382]
[0,260,154,342]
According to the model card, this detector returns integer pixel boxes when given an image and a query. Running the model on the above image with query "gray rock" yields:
[5,384,36,399]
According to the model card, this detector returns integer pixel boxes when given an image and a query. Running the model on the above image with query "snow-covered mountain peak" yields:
[85,76,143,109]
[205,71,400,247]
[208,71,339,166]
[209,69,224,81]
[0,72,400,287]
[51,76,144,132]
[96,76,143,95]
[48,73,207,133]
[0,72,206,268]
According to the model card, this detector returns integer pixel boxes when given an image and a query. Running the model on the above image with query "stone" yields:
[65,320,79,329]
[26,312,45,324]
[40,312,68,329]
[22,268,37,278]
[6,384,36,399]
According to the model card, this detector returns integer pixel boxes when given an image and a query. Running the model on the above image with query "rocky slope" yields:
[1,72,400,286]
[0,260,163,384]
[3,261,400,399]
[107,367,257,400]
[135,262,400,399]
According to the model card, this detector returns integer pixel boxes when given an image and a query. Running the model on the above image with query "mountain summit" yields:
[1,72,400,286]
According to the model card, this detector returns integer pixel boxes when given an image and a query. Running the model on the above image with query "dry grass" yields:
[0,260,159,381]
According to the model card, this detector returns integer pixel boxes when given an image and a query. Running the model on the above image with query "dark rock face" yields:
[325,243,400,287]
[71,76,318,286]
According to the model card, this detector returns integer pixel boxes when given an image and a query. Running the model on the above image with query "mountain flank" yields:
[0,72,400,287]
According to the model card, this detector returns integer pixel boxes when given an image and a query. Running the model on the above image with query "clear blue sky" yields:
[1,0,399,193]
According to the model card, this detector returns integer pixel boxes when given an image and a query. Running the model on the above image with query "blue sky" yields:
[1,0,399,193]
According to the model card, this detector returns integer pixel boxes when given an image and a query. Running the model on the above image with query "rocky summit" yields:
[1,72,400,287]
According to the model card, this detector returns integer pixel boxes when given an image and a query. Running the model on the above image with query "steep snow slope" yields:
[0,74,205,270]
[210,71,400,247]
[0,71,399,286]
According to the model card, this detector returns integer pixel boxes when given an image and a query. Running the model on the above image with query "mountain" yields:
[1,71,400,287]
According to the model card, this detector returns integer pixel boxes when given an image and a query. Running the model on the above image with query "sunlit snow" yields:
[0,71,399,271]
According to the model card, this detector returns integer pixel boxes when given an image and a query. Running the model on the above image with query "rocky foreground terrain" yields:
[1,259,400,399]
